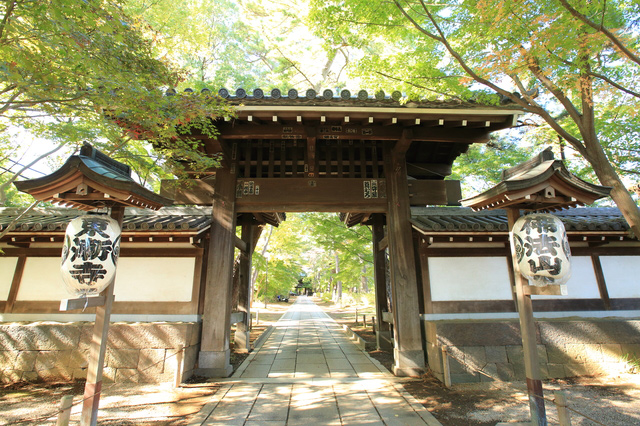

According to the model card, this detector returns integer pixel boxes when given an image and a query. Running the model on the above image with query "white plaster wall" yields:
[0,257,18,301]
[600,256,640,298]
[532,256,600,300]
[429,257,512,301]
[113,257,194,302]
[17,257,195,302]
[17,258,69,300]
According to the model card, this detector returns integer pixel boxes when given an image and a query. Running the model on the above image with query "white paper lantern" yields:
[60,214,121,297]
[511,213,571,286]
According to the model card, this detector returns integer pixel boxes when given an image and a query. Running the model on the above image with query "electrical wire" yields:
[6,158,48,176]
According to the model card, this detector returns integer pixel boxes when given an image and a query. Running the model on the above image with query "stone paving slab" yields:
[190,297,441,426]
[246,384,291,422]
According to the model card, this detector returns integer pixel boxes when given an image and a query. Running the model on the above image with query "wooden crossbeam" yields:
[159,178,460,208]
[212,123,493,144]
[235,178,387,212]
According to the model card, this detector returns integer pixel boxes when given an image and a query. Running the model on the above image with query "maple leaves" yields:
[309,0,640,237]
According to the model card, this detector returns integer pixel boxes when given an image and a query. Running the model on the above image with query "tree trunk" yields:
[584,136,640,239]
[334,251,342,304]
[251,226,273,293]
[329,276,334,299]
[361,263,369,293]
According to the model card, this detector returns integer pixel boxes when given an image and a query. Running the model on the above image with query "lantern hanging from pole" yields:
[511,213,571,286]
[60,214,121,297]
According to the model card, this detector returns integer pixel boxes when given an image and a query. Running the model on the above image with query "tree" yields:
[0,0,234,205]
[450,134,535,195]
[125,0,351,92]
[124,0,273,90]
[309,0,640,237]
[252,215,306,303]
[250,213,374,304]
[307,213,373,301]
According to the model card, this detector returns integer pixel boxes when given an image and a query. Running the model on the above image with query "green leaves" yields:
[252,213,374,301]
[451,135,534,195]
[0,0,235,205]
[309,0,640,223]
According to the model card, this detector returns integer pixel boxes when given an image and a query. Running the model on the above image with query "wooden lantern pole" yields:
[80,204,125,426]
[13,144,172,425]
[507,208,547,426]
[460,149,610,426]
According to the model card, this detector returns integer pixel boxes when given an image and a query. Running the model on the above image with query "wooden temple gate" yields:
[161,95,522,377]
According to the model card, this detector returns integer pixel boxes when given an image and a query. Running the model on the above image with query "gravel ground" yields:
[0,382,219,425]
[2,375,638,426]
[403,373,640,426]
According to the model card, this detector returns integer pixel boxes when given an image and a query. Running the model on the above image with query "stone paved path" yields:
[189,296,441,426]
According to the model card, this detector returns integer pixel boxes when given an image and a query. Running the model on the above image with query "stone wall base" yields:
[424,319,640,384]
[0,322,201,383]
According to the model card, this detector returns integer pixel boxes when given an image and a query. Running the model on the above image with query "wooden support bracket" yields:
[393,128,414,155]
[522,284,567,296]
[60,296,107,312]
[230,312,246,325]
[234,235,248,253]
[378,235,388,252]
[381,311,394,324]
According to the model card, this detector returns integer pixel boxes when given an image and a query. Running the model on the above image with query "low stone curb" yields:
[252,325,274,350]
[231,325,274,378]
[341,324,375,351]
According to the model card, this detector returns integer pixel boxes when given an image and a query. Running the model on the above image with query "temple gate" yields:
[160,91,523,377]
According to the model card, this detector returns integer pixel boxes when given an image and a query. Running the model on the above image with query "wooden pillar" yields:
[417,237,433,315]
[5,256,26,313]
[199,166,237,377]
[591,254,611,310]
[81,204,125,426]
[234,215,255,352]
[383,142,425,377]
[417,236,446,380]
[505,251,521,312]
[414,233,426,314]
[507,208,547,426]
[190,250,204,315]
[197,240,210,316]
[372,214,392,350]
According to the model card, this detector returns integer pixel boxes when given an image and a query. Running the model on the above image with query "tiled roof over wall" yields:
[0,207,211,233]
[1,206,630,235]
[411,207,630,233]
